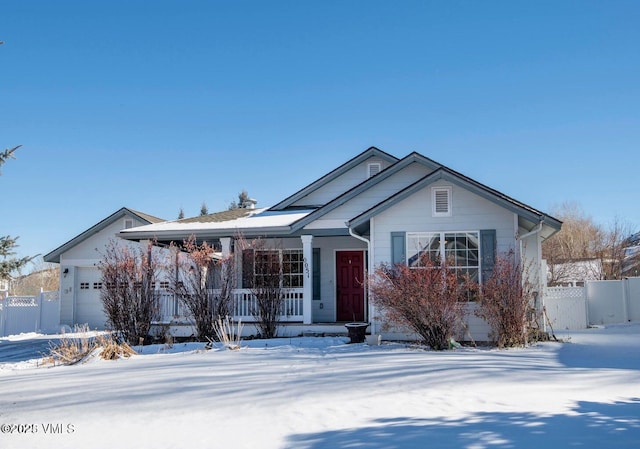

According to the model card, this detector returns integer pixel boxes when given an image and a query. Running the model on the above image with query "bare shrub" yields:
[46,324,95,365]
[47,325,136,365]
[475,250,535,348]
[98,239,161,345]
[96,333,136,360]
[236,235,289,339]
[213,316,243,350]
[369,257,471,350]
[169,236,236,341]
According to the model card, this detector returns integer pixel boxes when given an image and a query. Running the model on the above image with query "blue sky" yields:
[2,1,639,268]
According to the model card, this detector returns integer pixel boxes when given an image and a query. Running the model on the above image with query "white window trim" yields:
[405,231,480,276]
[432,186,452,217]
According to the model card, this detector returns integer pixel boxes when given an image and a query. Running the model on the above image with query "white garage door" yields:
[76,267,108,330]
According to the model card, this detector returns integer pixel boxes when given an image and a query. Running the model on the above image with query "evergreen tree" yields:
[177,207,185,219]
[228,189,252,210]
[1,145,34,279]
[200,202,208,216]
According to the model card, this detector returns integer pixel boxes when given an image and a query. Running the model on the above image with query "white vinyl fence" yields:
[0,291,60,337]
[544,277,640,331]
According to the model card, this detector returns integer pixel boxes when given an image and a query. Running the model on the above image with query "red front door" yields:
[336,251,365,322]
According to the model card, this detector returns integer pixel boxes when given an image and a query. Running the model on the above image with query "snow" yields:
[1,324,639,449]
[119,208,314,233]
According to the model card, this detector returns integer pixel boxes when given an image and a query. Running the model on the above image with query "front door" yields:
[336,251,365,322]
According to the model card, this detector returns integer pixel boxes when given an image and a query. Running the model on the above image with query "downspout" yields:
[516,220,545,332]
[347,224,373,330]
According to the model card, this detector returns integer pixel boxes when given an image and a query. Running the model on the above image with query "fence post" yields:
[622,278,629,323]
[0,302,5,337]
[35,290,43,332]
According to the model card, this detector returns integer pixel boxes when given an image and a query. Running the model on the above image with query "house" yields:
[43,208,165,329]
[115,146,562,341]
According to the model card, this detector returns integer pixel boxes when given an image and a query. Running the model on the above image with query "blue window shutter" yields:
[312,248,321,300]
[391,232,406,265]
[480,229,496,282]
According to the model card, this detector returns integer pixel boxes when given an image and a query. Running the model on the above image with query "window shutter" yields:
[312,248,321,301]
[241,249,254,288]
[391,232,406,265]
[480,229,496,282]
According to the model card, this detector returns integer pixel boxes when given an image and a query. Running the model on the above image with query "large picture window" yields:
[407,232,480,282]
[242,249,304,288]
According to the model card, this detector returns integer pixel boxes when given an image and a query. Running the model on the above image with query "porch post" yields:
[301,235,313,324]
[220,237,232,257]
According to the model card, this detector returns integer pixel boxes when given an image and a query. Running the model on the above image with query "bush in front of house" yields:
[369,257,470,350]
[169,236,236,342]
[98,239,160,345]
[475,250,536,348]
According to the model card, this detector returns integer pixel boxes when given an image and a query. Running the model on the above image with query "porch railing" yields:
[154,288,304,324]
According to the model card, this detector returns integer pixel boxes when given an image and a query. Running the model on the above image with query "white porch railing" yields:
[155,288,304,323]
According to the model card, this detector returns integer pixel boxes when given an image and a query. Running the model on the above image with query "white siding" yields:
[306,162,433,230]
[292,157,394,208]
[372,179,516,266]
[63,217,147,262]
[59,266,76,326]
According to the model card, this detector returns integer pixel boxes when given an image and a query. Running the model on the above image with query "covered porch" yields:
[152,233,371,335]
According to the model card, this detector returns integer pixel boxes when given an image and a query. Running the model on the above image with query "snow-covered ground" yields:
[1,324,639,449]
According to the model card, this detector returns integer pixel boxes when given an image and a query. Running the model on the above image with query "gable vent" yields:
[432,187,452,216]
[368,163,381,178]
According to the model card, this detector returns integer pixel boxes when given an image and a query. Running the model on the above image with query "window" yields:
[432,187,452,217]
[282,250,304,288]
[93,282,103,289]
[368,163,381,178]
[80,282,90,289]
[407,231,480,282]
[124,219,134,229]
[242,249,304,288]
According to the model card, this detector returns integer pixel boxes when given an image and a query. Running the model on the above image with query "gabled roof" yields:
[43,207,165,263]
[270,146,398,211]
[347,166,562,238]
[110,147,561,245]
[289,151,442,232]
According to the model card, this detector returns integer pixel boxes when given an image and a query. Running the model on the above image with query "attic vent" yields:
[368,163,381,178]
[124,219,134,229]
[432,187,452,217]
